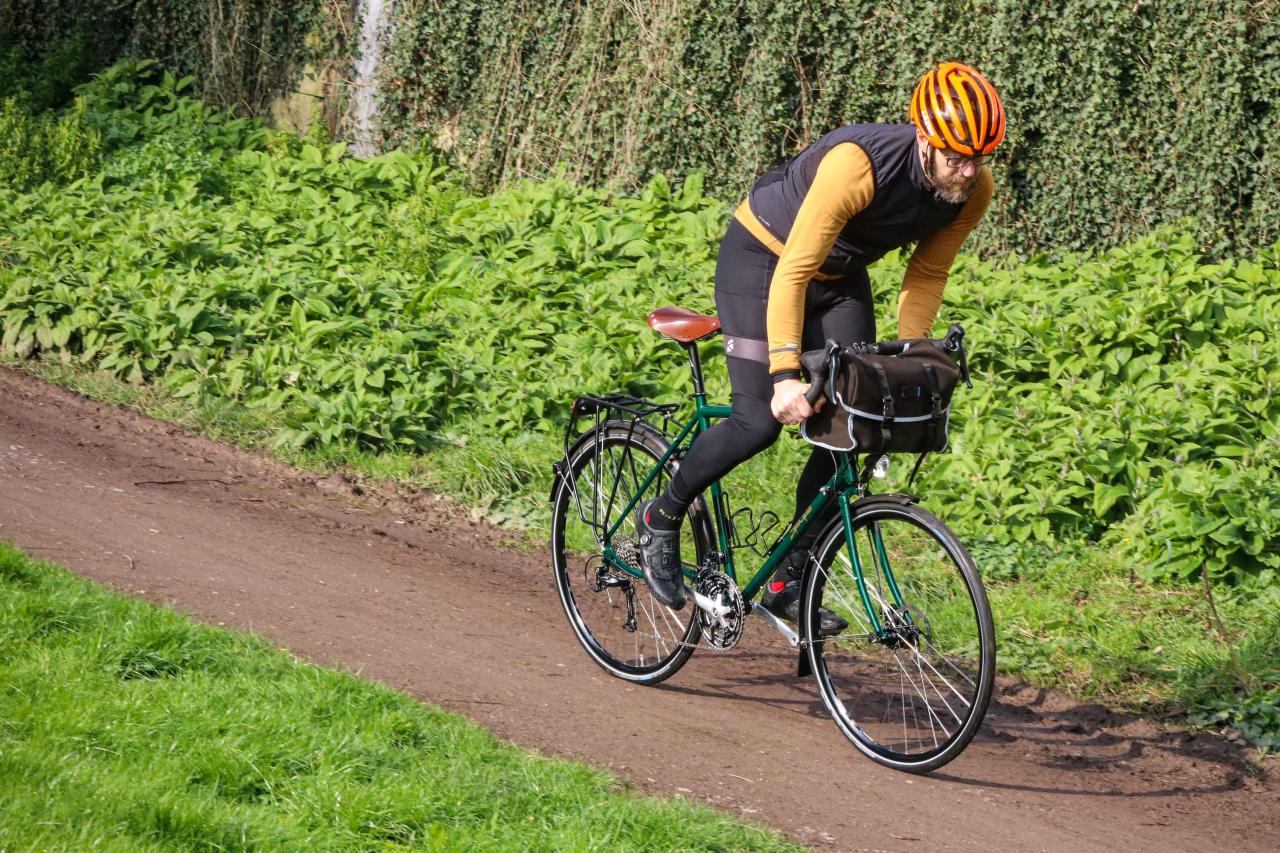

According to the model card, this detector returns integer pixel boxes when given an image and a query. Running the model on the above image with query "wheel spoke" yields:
[860,579,976,703]
[817,560,875,635]
[552,426,703,685]
[807,505,993,770]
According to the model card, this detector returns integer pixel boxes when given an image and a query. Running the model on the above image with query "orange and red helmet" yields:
[910,62,1006,157]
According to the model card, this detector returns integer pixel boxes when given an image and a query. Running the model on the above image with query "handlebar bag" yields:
[799,339,961,454]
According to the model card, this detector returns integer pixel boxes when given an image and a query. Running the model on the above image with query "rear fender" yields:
[548,459,568,503]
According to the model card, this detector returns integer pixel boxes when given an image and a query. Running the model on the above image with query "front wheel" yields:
[802,500,995,773]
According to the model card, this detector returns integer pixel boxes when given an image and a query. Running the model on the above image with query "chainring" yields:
[694,567,745,650]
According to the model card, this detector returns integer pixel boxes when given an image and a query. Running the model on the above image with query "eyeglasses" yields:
[941,151,996,168]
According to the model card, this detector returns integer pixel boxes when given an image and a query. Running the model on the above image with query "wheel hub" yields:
[874,603,931,649]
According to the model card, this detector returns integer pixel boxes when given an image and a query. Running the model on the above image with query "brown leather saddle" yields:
[646,306,721,343]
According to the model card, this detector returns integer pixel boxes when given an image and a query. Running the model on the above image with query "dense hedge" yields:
[6,1,1276,257]
[376,0,1279,257]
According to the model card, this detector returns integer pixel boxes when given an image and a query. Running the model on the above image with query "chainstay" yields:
[602,539,832,651]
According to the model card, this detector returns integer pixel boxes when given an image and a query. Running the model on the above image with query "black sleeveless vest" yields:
[747,124,964,277]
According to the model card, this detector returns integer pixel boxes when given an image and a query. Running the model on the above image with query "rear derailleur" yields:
[588,558,637,633]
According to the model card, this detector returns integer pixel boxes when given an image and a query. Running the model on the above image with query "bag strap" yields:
[872,362,894,453]
[898,364,940,488]
[923,362,941,450]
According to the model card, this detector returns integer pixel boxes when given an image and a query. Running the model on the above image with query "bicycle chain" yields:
[603,540,736,653]
[603,540,823,651]
[627,621,824,651]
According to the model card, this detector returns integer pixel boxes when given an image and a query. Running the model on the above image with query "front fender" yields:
[850,493,920,514]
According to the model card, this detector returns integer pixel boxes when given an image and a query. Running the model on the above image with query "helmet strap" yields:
[921,142,938,190]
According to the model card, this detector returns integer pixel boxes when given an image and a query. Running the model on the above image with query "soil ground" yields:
[1,364,1276,852]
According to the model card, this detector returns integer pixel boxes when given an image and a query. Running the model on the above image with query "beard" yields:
[925,149,978,204]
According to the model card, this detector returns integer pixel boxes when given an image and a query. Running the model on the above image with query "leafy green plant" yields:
[4,59,1278,746]
[0,94,101,190]
[2,58,1279,593]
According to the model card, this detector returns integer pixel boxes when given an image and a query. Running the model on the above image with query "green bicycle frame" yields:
[598,388,903,635]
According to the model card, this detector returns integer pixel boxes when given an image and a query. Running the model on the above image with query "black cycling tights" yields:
[658,218,875,548]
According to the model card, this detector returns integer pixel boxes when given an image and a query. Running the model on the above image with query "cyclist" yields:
[637,62,1005,632]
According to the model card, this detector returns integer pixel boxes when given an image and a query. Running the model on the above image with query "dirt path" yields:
[1,364,1276,852]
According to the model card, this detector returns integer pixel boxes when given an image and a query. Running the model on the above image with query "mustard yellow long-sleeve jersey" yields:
[733,139,993,375]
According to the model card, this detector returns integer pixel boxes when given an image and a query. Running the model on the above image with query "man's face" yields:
[927,146,981,204]
[916,130,984,204]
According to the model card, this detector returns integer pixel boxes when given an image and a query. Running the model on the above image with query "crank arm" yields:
[750,602,800,647]
[688,586,732,619]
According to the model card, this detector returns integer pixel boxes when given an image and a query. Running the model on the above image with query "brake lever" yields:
[943,324,972,388]
[801,339,840,406]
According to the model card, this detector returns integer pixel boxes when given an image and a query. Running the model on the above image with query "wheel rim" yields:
[808,507,992,767]
[552,427,704,678]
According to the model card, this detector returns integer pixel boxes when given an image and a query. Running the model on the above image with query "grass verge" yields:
[0,540,798,851]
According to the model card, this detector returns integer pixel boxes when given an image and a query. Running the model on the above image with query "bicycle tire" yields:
[550,420,713,684]
[802,499,995,773]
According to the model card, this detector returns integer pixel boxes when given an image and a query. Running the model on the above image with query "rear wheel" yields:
[802,500,995,773]
[550,421,712,684]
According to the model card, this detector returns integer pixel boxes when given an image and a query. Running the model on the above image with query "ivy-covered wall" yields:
[377,0,1279,256]
[4,0,1277,256]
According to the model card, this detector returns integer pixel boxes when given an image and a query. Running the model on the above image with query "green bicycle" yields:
[549,306,995,773]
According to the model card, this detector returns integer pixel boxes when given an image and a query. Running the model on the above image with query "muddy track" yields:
[1,364,1276,852]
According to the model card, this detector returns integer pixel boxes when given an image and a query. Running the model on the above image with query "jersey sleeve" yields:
[898,166,994,339]
[765,143,876,376]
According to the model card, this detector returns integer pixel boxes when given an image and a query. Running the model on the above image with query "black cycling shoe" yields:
[635,499,686,610]
[760,553,848,637]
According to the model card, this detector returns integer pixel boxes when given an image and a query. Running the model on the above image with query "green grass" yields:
[0,541,799,851]
[984,542,1280,752]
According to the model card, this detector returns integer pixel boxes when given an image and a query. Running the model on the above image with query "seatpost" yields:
[684,343,708,400]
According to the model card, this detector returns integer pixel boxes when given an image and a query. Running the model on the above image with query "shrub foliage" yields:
[2,60,1278,589]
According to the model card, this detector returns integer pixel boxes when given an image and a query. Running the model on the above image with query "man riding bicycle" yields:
[637,62,1006,632]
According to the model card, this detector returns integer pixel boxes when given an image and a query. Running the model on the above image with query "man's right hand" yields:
[771,378,824,425]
